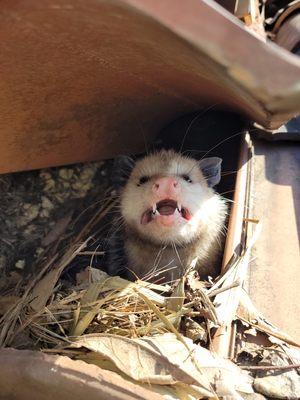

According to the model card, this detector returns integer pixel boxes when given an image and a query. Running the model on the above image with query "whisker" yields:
[199,127,258,161]
[179,104,219,154]
[176,104,219,176]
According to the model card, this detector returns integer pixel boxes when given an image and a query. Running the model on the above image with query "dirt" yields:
[0,160,114,285]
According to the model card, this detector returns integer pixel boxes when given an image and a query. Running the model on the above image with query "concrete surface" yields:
[249,139,300,341]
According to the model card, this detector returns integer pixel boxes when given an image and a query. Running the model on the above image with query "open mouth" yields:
[141,199,192,225]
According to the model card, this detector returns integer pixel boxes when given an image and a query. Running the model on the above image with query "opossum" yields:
[106,150,227,283]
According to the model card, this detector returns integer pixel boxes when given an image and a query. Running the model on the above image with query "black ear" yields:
[199,157,222,187]
[111,155,135,191]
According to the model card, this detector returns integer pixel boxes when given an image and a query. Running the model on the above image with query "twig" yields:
[78,251,105,256]
[240,364,300,371]
[237,315,300,348]
[208,281,240,297]
[243,218,259,224]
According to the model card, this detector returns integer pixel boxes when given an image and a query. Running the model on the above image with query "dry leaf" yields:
[29,268,62,312]
[0,296,20,315]
[211,223,262,326]
[237,290,300,348]
[70,333,213,397]
[76,268,91,286]
[165,277,185,329]
[67,333,253,397]
[77,354,208,400]
[166,277,185,312]
[141,334,254,396]
[29,241,88,312]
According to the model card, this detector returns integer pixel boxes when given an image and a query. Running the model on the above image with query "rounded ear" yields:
[199,157,222,187]
[111,155,135,191]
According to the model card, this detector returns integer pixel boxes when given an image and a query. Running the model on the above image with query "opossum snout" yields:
[152,177,179,197]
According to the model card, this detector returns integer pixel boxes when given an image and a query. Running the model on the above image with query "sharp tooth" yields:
[152,204,157,214]
[177,202,182,212]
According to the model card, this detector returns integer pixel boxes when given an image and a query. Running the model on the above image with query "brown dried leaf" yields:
[76,268,91,286]
[0,296,20,315]
[29,268,62,312]
[68,333,253,397]
[166,277,185,313]
[29,241,88,312]
[70,333,213,395]
[237,290,300,348]
[211,223,262,326]
[166,277,185,329]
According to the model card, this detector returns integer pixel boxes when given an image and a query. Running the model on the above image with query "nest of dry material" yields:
[0,193,232,349]
[1,194,300,399]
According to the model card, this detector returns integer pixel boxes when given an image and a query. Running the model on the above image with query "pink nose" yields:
[152,177,179,197]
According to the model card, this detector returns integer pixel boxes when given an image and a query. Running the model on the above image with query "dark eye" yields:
[137,176,150,186]
[182,174,193,183]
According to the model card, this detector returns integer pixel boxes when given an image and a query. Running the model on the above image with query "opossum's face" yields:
[117,151,224,246]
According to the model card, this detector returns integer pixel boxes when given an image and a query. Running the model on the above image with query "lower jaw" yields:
[154,216,179,227]
[133,224,196,248]
[150,214,191,227]
[147,221,190,240]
